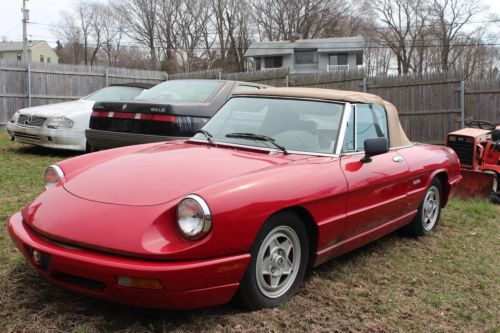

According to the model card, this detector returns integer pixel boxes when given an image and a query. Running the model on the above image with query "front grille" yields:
[447,137,474,167]
[13,131,42,141]
[17,115,47,127]
[52,272,106,291]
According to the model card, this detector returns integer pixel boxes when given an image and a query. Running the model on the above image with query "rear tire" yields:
[407,178,443,237]
[235,211,309,310]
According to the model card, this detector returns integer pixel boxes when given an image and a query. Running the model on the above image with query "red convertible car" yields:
[8,88,462,310]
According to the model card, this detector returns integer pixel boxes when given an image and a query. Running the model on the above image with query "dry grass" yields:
[0,132,498,333]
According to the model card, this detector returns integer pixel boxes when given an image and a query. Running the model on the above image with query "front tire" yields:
[408,178,443,237]
[236,211,309,310]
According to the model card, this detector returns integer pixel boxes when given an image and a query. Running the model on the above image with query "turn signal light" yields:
[116,276,163,290]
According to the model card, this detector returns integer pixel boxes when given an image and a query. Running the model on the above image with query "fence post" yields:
[460,81,465,128]
[27,63,32,108]
[285,75,289,87]
[363,77,367,93]
[165,73,169,81]
[218,72,222,80]
[105,68,109,87]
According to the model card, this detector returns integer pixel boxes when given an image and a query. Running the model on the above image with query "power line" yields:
[28,18,500,36]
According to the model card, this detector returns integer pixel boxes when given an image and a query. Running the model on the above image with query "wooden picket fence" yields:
[1,61,498,144]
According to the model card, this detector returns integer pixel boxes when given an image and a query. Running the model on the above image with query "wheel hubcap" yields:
[256,225,301,298]
[422,185,440,231]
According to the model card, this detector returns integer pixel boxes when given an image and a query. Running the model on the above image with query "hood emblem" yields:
[122,104,128,111]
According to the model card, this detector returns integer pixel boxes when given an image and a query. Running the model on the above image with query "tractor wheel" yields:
[490,173,500,205]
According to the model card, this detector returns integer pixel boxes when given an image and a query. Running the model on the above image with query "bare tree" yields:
[428,0,483,72]
[172,0,212,71]
[367,0,428,75]
[53,12,83,64]
[250,0,348,41]
[101,2,126,66]
[117,0,160,69]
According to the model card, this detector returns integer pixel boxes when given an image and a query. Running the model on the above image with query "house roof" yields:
[244,36,365,57]
[0,40,48,52]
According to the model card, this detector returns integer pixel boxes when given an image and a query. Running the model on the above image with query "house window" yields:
[356,52,363,65]
[255,58,261,71]
[264,56,283,68]
[0,53,3,60]
[329,53,348,66]
[17,53,22,61]
[40,55,44,62]
[47,57,51,63]
[295,50,318,65]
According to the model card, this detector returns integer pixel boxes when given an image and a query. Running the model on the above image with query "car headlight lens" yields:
[176,195,212,240]
[47,116,74,128]
[44,165,65,190]
[10,111,20,123]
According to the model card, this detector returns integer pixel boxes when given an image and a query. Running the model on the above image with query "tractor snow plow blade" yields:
[452,170,494,200]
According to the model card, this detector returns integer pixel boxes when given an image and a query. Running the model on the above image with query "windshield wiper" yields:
[225,132,288,154]
[194,130,214,144]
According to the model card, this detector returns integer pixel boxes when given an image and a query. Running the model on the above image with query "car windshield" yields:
[83,86,145,102]
[135,80,224,103]
[192,97,345,154]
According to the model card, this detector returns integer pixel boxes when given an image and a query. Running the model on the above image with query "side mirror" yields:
[360,137,389,163]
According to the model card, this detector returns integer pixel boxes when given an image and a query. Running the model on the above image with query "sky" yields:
[0,0,499,47]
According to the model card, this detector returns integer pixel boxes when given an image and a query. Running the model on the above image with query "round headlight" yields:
[44,165,64,190]
[176,195,212,240]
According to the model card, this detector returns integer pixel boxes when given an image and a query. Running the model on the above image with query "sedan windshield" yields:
[135,80,224,103]
[83,86,145,102]
[193,97,345,154]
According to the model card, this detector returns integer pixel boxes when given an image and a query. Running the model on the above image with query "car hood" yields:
[63,142,308,206]
[19,99,94,118]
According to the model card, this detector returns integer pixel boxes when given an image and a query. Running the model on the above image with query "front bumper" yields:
[86,129,185,150]
[6,122,86,151]
[8,212,250,309]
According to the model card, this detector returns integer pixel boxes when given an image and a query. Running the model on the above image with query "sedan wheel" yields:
[408,178,443,236]
[422,185,440,231]
[236,211,309,310]
[255,226,301,299]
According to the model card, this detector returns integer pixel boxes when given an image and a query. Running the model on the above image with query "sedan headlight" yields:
[10,111,20,123]
[44,165,65,190]
[176,194,212,240]
[47,116,74,129]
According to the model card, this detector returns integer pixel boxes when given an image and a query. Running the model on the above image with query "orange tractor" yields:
[446,120,500,203]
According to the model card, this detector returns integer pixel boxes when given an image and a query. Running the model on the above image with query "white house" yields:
[244,36,365,73]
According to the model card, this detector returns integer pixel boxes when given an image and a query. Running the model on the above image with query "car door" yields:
[340,103,410,240]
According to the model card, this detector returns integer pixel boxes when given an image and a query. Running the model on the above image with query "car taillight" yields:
[91,111,109,118]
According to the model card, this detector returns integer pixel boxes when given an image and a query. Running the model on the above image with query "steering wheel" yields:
[465,120,496,130]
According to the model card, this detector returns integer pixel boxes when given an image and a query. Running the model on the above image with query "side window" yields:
[342,103,388,152]
[355,104,388,151]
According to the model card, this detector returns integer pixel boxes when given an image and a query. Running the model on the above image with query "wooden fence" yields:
[1,62,498,144]
[0,61,167,129]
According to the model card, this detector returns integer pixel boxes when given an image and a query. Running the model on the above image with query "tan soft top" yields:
[233,87,411,148]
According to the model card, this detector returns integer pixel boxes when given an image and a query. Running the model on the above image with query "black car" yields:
[86,80,269,150]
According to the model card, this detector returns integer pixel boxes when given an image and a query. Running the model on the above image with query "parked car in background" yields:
[6,83,154,152]
[85,80,269,150]
[8,88,462,310]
